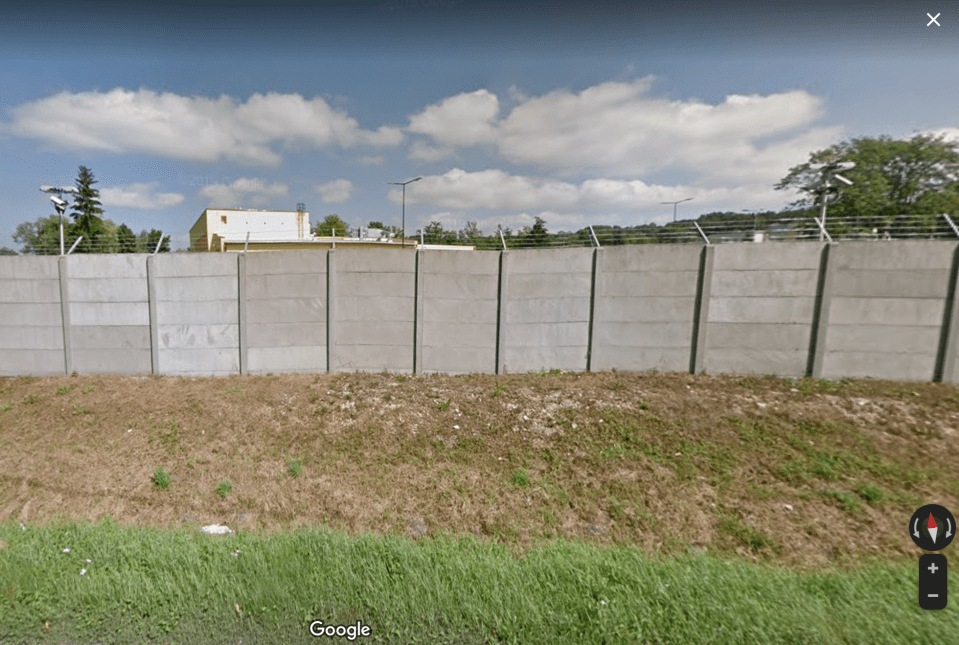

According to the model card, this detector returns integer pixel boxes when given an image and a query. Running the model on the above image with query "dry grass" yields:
[1,370,957,568]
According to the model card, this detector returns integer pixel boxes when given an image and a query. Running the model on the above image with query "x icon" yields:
[927,12,940,26]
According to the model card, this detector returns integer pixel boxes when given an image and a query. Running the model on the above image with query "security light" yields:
[833,174,854,186]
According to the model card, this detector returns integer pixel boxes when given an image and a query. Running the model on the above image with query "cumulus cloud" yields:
[355,155,385,166]
[408,140,458,162]
[100,183,184,209]
[199,177,289,208]
[315,179,354,204]
[407,89,499,146]
[398,168,792,216]
[9,89,403,166]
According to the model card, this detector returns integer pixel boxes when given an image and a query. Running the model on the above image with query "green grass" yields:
[287,459,301,479]
[215,480,233,499]
[152,467,171,490]
[511,468,530,487]
[0,520,956,645]
[437,398,451,411]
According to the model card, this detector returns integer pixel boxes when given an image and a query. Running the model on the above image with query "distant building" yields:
[189,208,311,252]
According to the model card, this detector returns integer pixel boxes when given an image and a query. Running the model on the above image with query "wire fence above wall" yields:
[5,212,958,254]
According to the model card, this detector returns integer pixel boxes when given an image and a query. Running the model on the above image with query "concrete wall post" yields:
[57,256,73,375]
[689,245,714,374]
[807,243,837,379]
[414,250,425,374]
[496,250,510,374]
[237,253,248,376]
[935,242,959,383]
[327,250,337,373]
[586,248,602,371]
[146,255,160,375]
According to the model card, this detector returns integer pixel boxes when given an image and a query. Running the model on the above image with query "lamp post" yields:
[810,162,855,242]
[662,197,693,223]
[40,185,79,255]
[389,177,421,246]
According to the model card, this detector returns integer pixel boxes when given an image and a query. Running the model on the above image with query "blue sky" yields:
[1,0,957,250]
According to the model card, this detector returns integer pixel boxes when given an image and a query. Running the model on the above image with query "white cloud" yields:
[199,177,289,208]
[355,155,385,166]
[407,89,499,146]
[408,140,458,162]
[9,89,403,166]
[315,179,354,204]
[100,183,184,209]
[401,168,796,217]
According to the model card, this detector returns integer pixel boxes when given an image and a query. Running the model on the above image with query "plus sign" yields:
[929,562,939,574]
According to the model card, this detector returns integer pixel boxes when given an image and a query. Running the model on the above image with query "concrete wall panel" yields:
[826,325,940,354]
[423,274,499,300]
[705,348,809,376]
[706,323,811,350]
[422,299,497,325]
[247,322,326,347]
[333,344,412,372]
[591,347,690,373]
[69,278,147,303]
[337,321,413,345]
[600,244,703,272]
[153,253,237,278]
[0,279,62,302]
[338,248,416,273]
[710,270,819,298]
[711,242,823,271]
[247,299,325,324]
[67,254,148,279]
[337,273,413,297]
[156,276,237,301]
[831,241,955,270]
[0,256,60,279]
[0,326,63,349]
[245,250,327,275]
[506,297,591,323]
[0,349,65,376]
[71,349,152,374]
[422,322,497,348]
[159,324,239,349]
[822,351,934,381]
[246,273,324,300]
[596,297,698,323]
[156,301,238,325]
[829,298,944,326]
[1,303,64,326]
[422,347,496,374]
[594,321,694,348]
[338,297,414,322]
[158,348,239,375]
[71,325,150,349]
[70,302,150,326]
[247,346,325,374]
[708,297,816,324]
[601,272,699,297]
[832,270,949,299]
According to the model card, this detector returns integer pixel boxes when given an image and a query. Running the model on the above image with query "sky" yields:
[1,0,957,250]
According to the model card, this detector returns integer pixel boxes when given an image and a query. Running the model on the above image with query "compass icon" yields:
[909,505,955,551]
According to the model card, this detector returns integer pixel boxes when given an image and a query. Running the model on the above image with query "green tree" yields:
[13,216,62,254]
[0,247,17,255]
[69,166,109,253]
[367,221,385,229]
[520,216,550,247]
[422,221,456,244]
[116,224,138,253]
[138,229,170,253]
[776,134,959,235]
[313,214,352,237]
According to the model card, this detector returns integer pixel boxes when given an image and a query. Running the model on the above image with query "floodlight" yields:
[50,195,67,209]
[833,174,854,186]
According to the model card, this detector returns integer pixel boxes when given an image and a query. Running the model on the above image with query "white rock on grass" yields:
[200,524,234,536]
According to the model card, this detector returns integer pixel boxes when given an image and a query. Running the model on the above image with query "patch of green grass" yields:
[0,520,951,645]
[638,400,651,410]
[823,490,860,513]
[287,459,301,479]
[856,484,885,504]
[492,383,506,397]
[395,375,407,383]
[56,386,73,395]
[0,403,12,413]
[152,467,171,490]
[512,469,530,487]
[21,394,42,404]
[215,480,233,499]
[83,386,95,393]
[226,385,243,394]
[437,398,451,411]
[72,405,91,415]
[599,443,626,460]
[718,514,781,555]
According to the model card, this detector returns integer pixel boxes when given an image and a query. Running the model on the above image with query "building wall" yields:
[2,242,959,383]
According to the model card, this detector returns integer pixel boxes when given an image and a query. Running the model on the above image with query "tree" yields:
[116,224,138,253]
[138,229,170,253]
[0,247,17,255]
[367,221,385,229]
[313,214,352,237]
[776,134,959,234]
[69,166,109,253]
[13,216,61,255]
[519,216,550,248]
[422,221,456,244]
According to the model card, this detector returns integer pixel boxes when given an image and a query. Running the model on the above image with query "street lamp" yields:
[662,197,693,223]
[809,162,855,242]
[389,177,421,246]
[40,185,79,255]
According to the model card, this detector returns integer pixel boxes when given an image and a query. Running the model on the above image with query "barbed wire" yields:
[4,213,957,254]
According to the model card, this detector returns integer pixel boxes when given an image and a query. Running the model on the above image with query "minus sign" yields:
[928,594,939,598]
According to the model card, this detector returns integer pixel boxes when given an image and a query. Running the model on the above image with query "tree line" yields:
[4,166,169,255]
[4,133,957,255]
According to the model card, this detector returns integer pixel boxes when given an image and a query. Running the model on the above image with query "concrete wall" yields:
[331,248,416,373]
[244,250,327,374]
[704,243,823,377]
[2,241,958,383]
[503,248,594,373]
[66,254,152,374]
[0,256,64,376]
[821,241,954,381]
[417,250,499,375]
[591,245,702,373]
